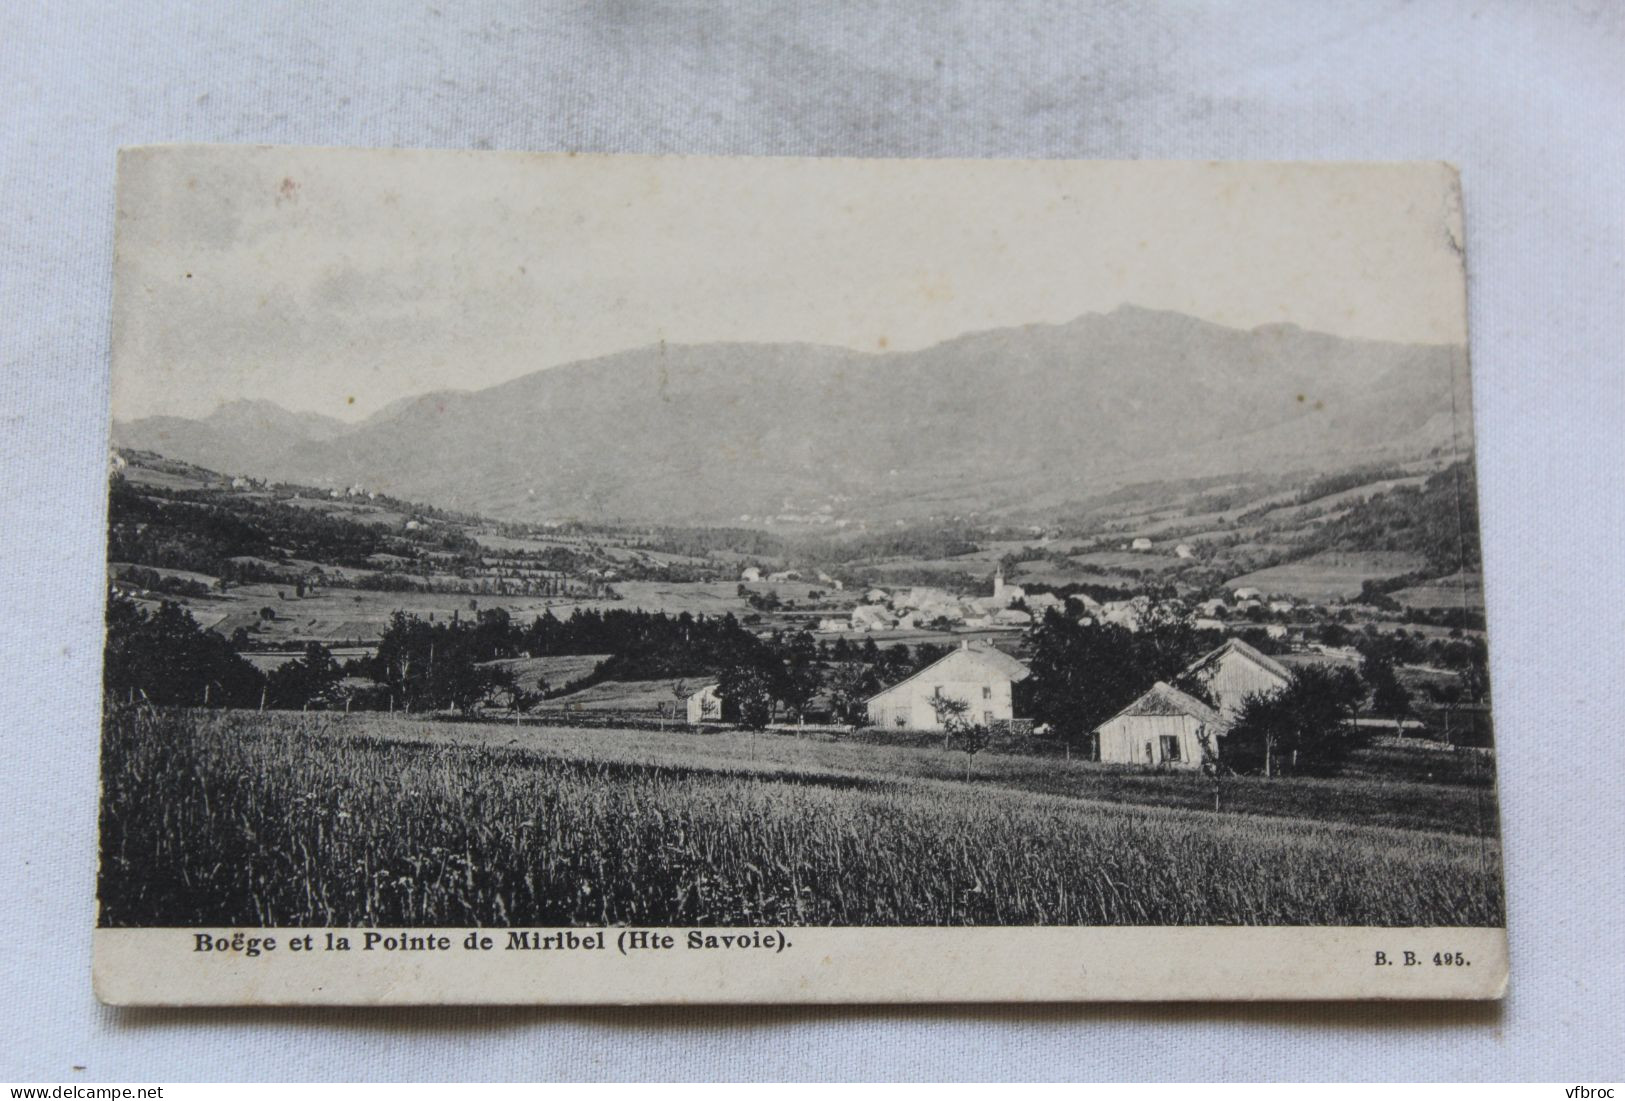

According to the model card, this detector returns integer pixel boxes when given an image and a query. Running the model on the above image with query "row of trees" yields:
[103,594,947,721]
[103,597,561,714]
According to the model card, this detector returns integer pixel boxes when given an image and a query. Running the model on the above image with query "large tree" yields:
[1223,666,1356,777]
[717,665,776,730]
[265,641,343,709]
[1361,651,1412,719]
[827,663,880,726]
[104,595,264,708]
[1019,605,1206,750]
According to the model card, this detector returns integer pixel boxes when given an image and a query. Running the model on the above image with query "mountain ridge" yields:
[112,307,1472,526]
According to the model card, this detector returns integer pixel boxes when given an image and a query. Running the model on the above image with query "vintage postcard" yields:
[97,147,1505,1004]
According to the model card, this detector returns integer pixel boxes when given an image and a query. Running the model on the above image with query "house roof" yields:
[962,640,1032,681]
[864,641,1030,703]
[1096,681,1224,730]
[1180,637,1292,684]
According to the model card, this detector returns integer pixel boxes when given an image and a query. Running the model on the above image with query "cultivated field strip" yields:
[99,708,1505,928]
[329,713,1499,837]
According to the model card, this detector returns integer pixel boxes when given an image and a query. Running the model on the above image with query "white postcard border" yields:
[94,926,1508,1005]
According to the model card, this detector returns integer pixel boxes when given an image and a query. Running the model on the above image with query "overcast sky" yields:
[112,147,1468,423]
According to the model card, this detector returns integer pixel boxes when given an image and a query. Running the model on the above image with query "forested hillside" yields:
[1308,463,1480,575]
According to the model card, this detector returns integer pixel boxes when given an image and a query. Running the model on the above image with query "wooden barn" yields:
[1179,637,1292,718]
[1093,681,1225,769]
[865,641,1030,731]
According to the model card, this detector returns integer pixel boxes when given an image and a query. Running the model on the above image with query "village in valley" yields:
[99,421,1501,931]
[105,438,1491,763]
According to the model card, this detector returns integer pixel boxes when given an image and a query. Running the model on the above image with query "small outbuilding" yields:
[685,682,723,725]
[1094,681,1224,769]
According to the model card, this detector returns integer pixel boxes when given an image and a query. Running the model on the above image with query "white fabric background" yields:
[2,0,1621,1082]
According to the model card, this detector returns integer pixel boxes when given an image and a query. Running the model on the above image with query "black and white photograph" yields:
[95,147,1505,1003]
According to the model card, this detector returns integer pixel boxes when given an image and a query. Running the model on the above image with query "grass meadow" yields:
[98,707,1505,928]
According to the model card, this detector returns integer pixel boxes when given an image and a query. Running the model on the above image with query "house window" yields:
[1160,735,1181,762]
[895,716,906,728]
[982,686,992,700]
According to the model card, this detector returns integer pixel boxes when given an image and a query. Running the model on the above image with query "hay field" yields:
[99,708,1505,928]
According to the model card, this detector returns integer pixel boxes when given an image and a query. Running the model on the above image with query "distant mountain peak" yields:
[202,398,348,438]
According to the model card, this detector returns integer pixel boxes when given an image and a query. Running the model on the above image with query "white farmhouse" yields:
[865,642,1030,731]
[740,566,762,582]
[1131,537,1154,552]
[1179,637,1292,719]
[1174,543,1195,559]
[1232,586,1262,601]
[1094,681,1224,769]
